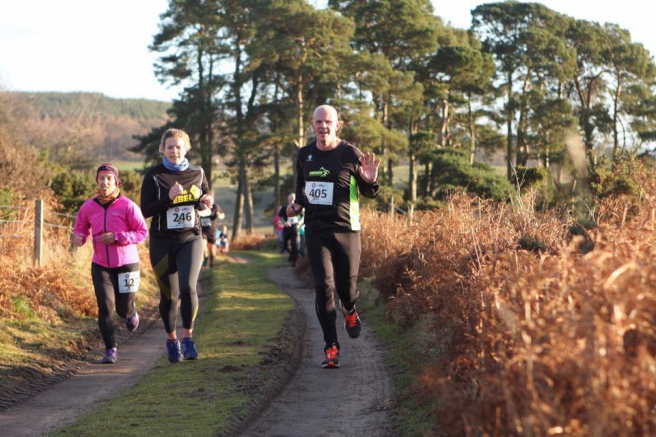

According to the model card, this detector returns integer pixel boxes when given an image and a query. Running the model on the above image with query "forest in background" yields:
[130,0,656,237]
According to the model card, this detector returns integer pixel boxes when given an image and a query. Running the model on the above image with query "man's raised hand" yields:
[359,152,381,184]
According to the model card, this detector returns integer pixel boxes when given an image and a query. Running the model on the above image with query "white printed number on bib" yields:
[201,217,211,227]
[167,205,195,229]
[305,182,334,205]
[118,271,140,294]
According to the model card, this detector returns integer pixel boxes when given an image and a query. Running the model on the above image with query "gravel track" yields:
[243,266,395,437]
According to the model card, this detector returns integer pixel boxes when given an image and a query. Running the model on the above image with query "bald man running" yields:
[287,104,381,368]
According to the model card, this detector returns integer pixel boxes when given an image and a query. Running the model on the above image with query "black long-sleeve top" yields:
[295,140,379,233]
[140,163,210,241]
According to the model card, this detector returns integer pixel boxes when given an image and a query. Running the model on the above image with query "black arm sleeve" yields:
[295,153,307,208]
[140,174,171,219]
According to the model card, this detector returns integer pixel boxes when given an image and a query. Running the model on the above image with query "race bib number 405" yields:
[118,271,140,293]
[305,182,334,205]
[167,205,195,229]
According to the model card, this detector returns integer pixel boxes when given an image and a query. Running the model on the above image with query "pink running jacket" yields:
[74,195,148,268]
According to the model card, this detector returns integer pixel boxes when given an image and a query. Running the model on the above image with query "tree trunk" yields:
[409,151,417,202]
[243,162,254,234]
[294,70,304,184]
[468,96,476,165]
[232,32,245,235]
[387,158,394,186]
[409,120,418,203]
[612,78,622,158]
[516,74,531,167]
[381,98,389,184]
[274,143,280,211]
[232,164,244,238]
[439,97,449,148]
[423,161,430,197]
[506,69,515,180]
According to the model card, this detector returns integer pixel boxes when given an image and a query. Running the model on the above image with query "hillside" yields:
[1,91,171,164]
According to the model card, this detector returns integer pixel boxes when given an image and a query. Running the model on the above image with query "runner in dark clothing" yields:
[287,105,380,368]
[278,193,300,266]
[140,128,216,363]
[201,203,224,267]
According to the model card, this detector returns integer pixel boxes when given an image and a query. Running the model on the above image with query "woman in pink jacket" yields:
[73,164,148,364]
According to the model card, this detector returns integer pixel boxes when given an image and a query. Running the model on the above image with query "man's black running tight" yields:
[305,230,360,349]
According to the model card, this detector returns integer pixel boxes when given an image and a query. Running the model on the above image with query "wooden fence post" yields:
[34,199,44,266]
[389,197,394,219]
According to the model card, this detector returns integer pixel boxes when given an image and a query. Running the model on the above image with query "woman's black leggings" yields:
[91,262,139,349]
[149,236,204,333]
[305,230,361,349]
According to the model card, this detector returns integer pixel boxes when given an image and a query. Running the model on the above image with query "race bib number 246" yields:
[167,205,195,229]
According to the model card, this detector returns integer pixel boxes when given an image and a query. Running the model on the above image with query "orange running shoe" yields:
[341,302,362,339]
[321,345,340,368]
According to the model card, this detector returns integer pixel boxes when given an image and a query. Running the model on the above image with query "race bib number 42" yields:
[305,182,334,205]
[118,271,140,294]
[167,205,195,229]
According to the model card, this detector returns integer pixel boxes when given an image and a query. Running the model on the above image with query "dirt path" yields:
[0,277,207,437]
[0,318,166,437]
[243,266,395,437]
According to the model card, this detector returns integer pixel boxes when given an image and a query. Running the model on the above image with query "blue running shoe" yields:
[181,337,198,360]
[101,348,118,364]
[166,339,182,363]
[126,311,139,333]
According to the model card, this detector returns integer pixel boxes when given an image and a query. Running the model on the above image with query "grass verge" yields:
[0,245,159,409]
[357,279,437,437]
[53,251,292,437]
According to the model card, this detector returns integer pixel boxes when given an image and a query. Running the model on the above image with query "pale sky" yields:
[0,1,654,102]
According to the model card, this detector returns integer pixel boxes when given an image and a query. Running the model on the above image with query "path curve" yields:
[243,266,395,437]
[0,280,204,437]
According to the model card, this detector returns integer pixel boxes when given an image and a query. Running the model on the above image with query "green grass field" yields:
[52,251,291,437]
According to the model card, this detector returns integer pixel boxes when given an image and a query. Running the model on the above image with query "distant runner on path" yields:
[200,202,224,267]
[140,128,215,363]
[73,163,148,364]
[287,104,381,368]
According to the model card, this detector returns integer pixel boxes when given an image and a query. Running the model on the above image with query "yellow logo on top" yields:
[173,185,202,204]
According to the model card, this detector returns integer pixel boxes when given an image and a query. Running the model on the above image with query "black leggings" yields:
[91,262,139,349]
[149,236,204,333]
[283,225,298,262]
[305,230,361,349]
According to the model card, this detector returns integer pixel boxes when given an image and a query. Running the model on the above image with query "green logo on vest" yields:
[309,166,330,178]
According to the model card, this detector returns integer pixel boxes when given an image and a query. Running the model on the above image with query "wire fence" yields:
[0,200,77,265]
